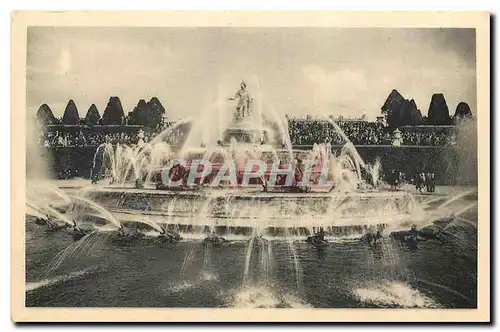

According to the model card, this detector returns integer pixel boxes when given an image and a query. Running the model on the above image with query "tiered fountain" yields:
[82,81,418,237]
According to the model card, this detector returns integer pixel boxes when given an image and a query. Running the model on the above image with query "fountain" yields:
[80,80,421,238]
[25,80,478,309]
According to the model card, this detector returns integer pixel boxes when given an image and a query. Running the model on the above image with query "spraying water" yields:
[243,227,257,284]
[68,195,122,229]
[26,200,75,227]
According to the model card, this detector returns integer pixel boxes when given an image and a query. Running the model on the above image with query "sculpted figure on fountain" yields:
[228,80,253,122]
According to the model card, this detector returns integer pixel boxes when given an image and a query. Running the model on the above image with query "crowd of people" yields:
[338,121,389,145]
[38,130,141,147]
[287,119,391,146]
[384,169,436,193]
[399,130,456,146]
[38,118,459,148]
[287,119,457,147]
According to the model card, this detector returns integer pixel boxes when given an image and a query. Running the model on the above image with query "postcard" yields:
[11,11,490,322]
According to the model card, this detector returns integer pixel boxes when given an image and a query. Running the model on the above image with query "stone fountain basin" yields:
[75,186,419,229]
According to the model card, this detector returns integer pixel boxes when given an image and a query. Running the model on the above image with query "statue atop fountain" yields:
[228,80,253,122]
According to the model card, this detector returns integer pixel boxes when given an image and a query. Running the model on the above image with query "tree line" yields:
[36,90,474,129]
[36,96,166,128]
[381,89,473,127]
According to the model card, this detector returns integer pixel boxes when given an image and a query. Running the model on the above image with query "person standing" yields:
[426,172,436,192]
[416,172,426,193]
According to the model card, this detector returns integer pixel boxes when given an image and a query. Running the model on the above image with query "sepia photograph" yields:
[11,11,490,322]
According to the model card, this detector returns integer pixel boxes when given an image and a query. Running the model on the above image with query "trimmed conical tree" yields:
[128,97,166,128]
[149,97,165,114]
[62,99,80,125]
[36,104,56,125]
[128,99,149,125]
[381,89,404,127]
[381,89,423,127]
[409,99,417,110]
[101,96,125,125]
[405,99,423,125]
[381,90,404,113]
[85,104,101,125]
[427,93,451,125]
[454,102,473,121]
[146,97,165,128]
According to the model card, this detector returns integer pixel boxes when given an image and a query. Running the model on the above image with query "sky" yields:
[26,27,476,121]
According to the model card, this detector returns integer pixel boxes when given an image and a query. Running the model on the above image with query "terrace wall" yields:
[31,145,477,186]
